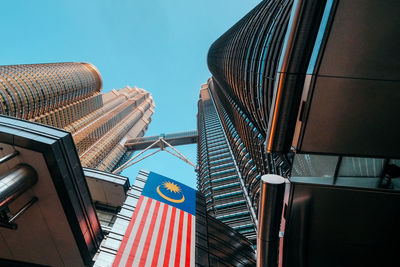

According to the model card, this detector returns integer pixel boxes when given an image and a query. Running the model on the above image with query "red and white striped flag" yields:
[113,172,196,267]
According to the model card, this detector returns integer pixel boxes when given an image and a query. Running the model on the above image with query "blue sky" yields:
[1,0,260,188]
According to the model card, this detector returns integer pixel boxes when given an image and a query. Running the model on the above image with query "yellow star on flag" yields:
[163,181,181,193]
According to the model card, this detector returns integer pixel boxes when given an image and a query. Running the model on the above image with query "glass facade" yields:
[291,154,400,191]
[200,2,295,237]
[209,79,265,212]
[195,192,256,266]
[197,83,257,244]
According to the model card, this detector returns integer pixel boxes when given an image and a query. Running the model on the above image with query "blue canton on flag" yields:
[141,171,196,215]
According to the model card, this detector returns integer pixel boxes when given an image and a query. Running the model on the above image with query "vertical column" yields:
[257,174,285,267]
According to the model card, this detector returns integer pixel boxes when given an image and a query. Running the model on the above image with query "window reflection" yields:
[291,154,400,191]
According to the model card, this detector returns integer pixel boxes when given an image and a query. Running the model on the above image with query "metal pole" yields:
[161,139,196,167]
[257,174,286,267]
[0,151,19,164]
[163,149,196,167]
[114,148,162,173]
[9,196,38,223]
[0,164,38,208]
[113,139,161,173]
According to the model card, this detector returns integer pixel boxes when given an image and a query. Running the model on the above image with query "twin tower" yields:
[0,62,155,172]
[1,0,400,265]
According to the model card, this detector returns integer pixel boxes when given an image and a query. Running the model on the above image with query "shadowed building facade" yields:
[204,0,400,266]
[0,62,155,172]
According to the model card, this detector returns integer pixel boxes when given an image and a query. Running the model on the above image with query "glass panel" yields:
[290,154,400,191]
[338,157,384,177]
[334,177,380,188]
[96,210,117,228]
[291,154,338,177]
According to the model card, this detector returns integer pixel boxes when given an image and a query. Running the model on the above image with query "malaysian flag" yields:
[112,172,196,267]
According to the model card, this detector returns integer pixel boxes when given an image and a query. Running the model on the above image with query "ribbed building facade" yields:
[0,63,102,124]
[0,62,154,172]
[207,0,293,176]
[198,0,293,235]
[197,82,257,244]
[207,0,292,139]
[73,86,154,171]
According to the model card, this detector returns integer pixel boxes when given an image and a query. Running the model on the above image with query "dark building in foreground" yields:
[203,0,400,266]
[0,116,102,266]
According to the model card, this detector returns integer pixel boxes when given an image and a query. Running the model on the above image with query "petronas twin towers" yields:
[0,62,155,172]
[2,1,398,265]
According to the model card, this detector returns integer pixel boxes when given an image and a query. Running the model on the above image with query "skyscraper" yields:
[197,1,293,243]
[0,62,155,172]
[203,0,400,266]
[199,0,294,225]
[72,86,154,172]
[0,62,102,123]
[210,0,295,161]
[197,81,257,244]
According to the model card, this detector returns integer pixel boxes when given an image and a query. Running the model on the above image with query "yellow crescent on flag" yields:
[156,183,185,203]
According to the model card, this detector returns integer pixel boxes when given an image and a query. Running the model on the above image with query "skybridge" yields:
[113,131,198,174]
[124,130,198,151]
